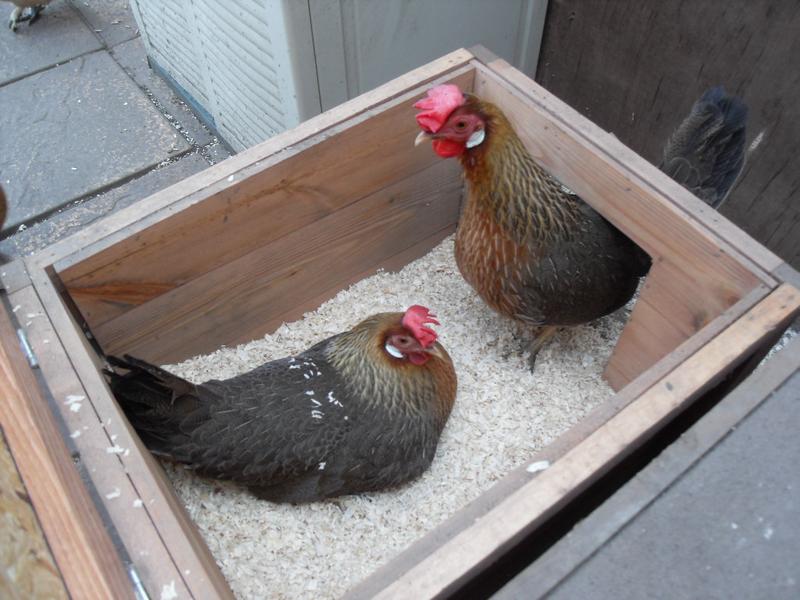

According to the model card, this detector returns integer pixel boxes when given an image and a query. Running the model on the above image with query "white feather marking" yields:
[385,342,404,359]
[466,129,485,148]
[526,460,550,473]
[160,580,178,600]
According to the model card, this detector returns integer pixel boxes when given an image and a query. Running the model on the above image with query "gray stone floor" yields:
[0,0,232,256]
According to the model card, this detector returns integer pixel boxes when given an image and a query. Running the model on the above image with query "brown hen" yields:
[415,84,747,365]
[105,306,457,503]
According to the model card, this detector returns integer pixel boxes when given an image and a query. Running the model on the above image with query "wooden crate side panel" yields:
[605,259,743,389]
[470,61,771,387]
[8,285,211,600]
[0,297,133,600]
[59,68,474,331]
[258,223,458,348]
[367,283,800,599]
[92,160,462,363]
[21,270,234,600]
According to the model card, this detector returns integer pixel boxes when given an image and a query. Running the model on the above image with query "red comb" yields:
[401,305,440,348]
[414,84,465,133]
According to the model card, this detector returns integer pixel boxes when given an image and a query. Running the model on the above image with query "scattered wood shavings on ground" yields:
[160,581,177,600]
[64,394,84,413]
[760,326,798,365]
[162,236,626,599]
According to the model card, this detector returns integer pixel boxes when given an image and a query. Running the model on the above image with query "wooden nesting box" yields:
[1,47,798,599]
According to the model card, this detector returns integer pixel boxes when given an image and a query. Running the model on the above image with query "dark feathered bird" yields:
[7,1,51,32]
[414,84,747,365]
[105,306,457,503]
[659,86,748,209]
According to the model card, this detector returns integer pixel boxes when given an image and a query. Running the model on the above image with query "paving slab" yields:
[0,153,209,258]
[68,0,139,48]
[0,0,102,85]
[112,37,215,148]
[204,141,234,165]
[0,50,189,234]
[541,370,800,600]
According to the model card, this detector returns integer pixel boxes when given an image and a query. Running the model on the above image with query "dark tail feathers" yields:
[105,355,202,455]
[660,86,748,209]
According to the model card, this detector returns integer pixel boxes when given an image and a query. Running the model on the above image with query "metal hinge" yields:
[128,564,151,600]
[16,328,38,369]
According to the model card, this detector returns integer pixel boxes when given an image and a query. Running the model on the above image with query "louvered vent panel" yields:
[131,0,304,151]
[131,0,210,109]
[192,0,291,150]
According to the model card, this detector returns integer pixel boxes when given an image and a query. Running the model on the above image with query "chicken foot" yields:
[527,325,559,371]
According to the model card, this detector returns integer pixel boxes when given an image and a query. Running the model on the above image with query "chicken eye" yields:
[396,336,411,347]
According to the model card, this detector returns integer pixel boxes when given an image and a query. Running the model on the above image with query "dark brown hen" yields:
[414,85,747,364]
[106,306,457,503]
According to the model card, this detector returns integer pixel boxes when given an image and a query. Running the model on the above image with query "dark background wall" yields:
[536,1,800,268]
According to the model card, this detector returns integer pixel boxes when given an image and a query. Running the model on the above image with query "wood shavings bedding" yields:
[163,236,626,599]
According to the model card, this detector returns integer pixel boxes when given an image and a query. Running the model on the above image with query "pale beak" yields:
[425,344,445,360]
[415,130,434,147]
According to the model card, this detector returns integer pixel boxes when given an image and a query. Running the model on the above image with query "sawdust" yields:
[163,236,624,599]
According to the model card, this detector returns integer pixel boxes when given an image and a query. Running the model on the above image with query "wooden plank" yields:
[346,281,769,600]
[252,223,458,354]
[8,285,201,599]
[0,299,133,600]
[605,258,748,389]
[90,159,462,363]
[0,429,67,600]
[20,270,234,599]
[366,283,800,599]
[0,259,31,295]
[536,1,800,270]
[469,60,775,386]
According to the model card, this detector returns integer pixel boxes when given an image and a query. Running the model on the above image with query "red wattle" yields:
[408,352,430,366]
[432,139,465,158]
